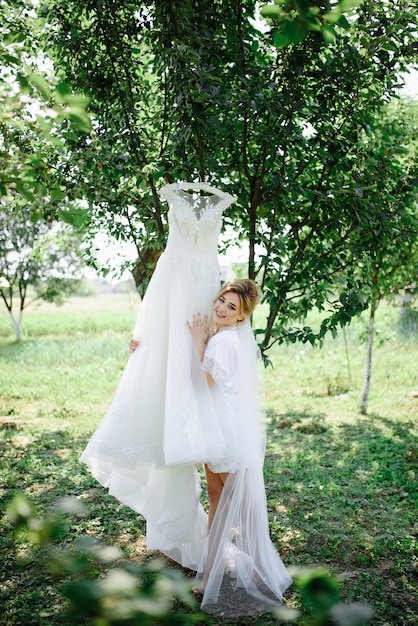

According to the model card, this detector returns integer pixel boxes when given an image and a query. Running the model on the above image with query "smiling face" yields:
[213,291,244,329]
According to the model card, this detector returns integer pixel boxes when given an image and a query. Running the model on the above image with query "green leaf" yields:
[380,41,398,52]
[4,31,26,44]
[322,23,337,43]
[51,187,66,202]
[260,5,283,19]
[16,182,35,201]
[338,0,364,11]
[305,15,322,32]
[58,208,90,227]
[6,494,35,526]
[62,131,80,142]
[15,72,31,93]
[336,14,350,29]
[273,30,290,48]
[27,70,51,99]
[285,18,308,45]
[66,108,92,133]
[2,53,20,65]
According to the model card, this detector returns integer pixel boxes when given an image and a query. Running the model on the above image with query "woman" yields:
[186,279,292,616]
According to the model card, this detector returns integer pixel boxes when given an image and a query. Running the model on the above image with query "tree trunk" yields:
[342,326,352,388]
[360,296,379,414]
[9,309,23,341]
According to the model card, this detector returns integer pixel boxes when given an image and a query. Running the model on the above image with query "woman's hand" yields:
[187,313,209,343]
[129,337,140,354]
[187,313,209,361]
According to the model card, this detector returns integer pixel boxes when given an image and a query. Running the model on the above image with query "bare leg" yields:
[204,464,228,529]
[193,466,230,595]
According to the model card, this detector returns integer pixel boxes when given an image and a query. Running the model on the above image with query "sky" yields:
[401,67,418,97]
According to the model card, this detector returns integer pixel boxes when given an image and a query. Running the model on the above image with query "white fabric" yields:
[80,182,292,615]
[202,327,240,473]
[80,182,235,567]
[197,320,292,615]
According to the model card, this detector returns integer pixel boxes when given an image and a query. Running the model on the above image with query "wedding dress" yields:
[80,182,235,568]
[80,181,292,615]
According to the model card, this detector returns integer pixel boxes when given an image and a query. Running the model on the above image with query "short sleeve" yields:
[202,332,239,384]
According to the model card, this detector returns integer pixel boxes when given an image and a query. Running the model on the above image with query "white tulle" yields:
[197,320,292,615]
[80,182,292,615]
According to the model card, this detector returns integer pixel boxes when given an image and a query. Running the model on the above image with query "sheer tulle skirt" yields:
[198,466,292,615]
[195,321,292,614]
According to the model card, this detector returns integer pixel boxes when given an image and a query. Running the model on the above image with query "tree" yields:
[38,0,418,351]
[0,0,92,342]
[359,248,417,414]
[353,100,418,413]
[0,0,91,211]
[0,203,84,340]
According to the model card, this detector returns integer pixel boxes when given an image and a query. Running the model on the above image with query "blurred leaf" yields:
[273,604,301,621]
[260,5,283,19]
[15,182,35,201]
[27,70,51,99]
[58,207,90,227]
[6,494,35,526]
[285,18,308,45]
[65,107,92,133]
[339,0,364,11]
[53,496,86,516]
[330,602,375,625]
[322,23,337,43]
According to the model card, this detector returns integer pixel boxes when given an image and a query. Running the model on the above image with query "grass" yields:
[0,294,417,625]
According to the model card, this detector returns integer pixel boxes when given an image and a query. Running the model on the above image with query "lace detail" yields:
[202,355,228,383]
[160,185,234,257]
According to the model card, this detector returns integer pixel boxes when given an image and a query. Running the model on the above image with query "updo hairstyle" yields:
[215,279,261,320]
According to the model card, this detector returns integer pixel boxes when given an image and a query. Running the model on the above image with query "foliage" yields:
[274,566,374,625]
[5,495,198,625]
[0,0,91,211]
[260,0,365,48]
[5,494,374,626]
[35,0,418,351]
[0,203,84,340]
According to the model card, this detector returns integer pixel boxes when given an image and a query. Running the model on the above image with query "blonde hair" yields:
[215,279,261,320]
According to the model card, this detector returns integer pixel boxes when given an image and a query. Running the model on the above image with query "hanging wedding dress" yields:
[80,182,235,568]
[80,181,292,615]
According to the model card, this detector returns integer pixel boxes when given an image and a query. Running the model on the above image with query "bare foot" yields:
[192,587,203,596]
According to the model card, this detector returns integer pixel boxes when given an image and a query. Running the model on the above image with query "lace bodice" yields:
[160,183,235,257]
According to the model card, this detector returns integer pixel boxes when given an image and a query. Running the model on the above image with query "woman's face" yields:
[213,291,244,329]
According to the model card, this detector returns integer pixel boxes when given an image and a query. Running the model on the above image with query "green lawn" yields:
[0,294,416,625]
